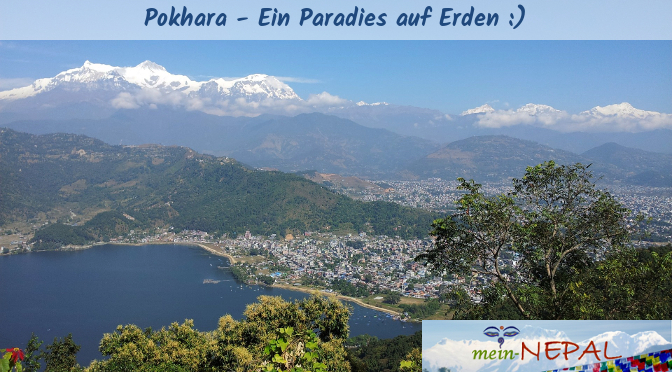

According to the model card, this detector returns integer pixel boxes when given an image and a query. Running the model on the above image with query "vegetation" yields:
[29,211,143,250]
[330,279,370,298]
[23,334,43,372]
[567,244,672,319]
[382,292,401,305]
[1,348,24,372]
[14,296,427,372]
[230,265,252,283]
[346,331,421,372]
[345,241,364,249]
[43,334,82,372]
[398,300,441,320]
[1,129,437,245]
[86,295,351,372]
[416,161,671,320]
[399,348,422,372]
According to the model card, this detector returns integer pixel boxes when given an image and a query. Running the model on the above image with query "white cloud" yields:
[471,103,672,132]
[276,76,322,84]
[110,92,140,109]
[305,91,348,106]
[0,77,35,90]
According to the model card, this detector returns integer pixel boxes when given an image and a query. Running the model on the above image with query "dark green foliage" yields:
[399,299,441,319]
[2,128,436,242]
[301,276,326,287]
[345,334,378,347]
[416,161,661,320]
[258,275,275,285]
[23,333,43,372]
[383,292,401,305]
[331,279,370,298]
[346,241,365,249]
[43,334,81,372]
[30,223,94,250]
[567,244,672,319]
[347,331,421,372]
[29,211,142,250]
[229,265,250,283]
[248,247,266,256]
[82,211,145,241]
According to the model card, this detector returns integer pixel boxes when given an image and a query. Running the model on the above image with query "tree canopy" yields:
[415,161,660,320]
[86,294,352,372]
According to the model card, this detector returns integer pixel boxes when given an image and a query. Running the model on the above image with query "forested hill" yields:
[0,128,437,240]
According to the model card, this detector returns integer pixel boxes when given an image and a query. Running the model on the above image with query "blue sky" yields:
[422,320,672,349]
[0,41,670,114]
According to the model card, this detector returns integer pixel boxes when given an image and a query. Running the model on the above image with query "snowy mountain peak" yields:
[356,101,389,106]
[244,73,270,81]
[136,60,167,72]
[0,61,301,103]
[69,61,116,74]
[461,104,495,115]
[582,102,658,118]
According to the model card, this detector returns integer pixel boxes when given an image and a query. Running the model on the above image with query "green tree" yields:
[87,294,351,372]
[416,162,632,319]
[44,334,82,372]
[23,333,43,372]
[383,292,401,305]
[347,331,421,372]
[399,348,421,372]
[566,245,672,319]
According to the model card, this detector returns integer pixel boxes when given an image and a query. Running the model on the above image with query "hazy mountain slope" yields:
[404,136,620,182]
[226,113,440,177]
[2,112,440,178]
[582,142,672,187]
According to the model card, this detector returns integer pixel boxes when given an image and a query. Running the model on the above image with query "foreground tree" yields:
[22,333,43,372]
[416,161,633,319]
[44,334,82,372]
[86,294,351,372]
[567,244,672,319]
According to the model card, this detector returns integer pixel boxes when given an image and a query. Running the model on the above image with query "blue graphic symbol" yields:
[509,5,525,29]
[483,326,520,348]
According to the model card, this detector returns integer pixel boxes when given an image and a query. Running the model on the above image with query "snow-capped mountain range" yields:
[423,326,672,372]
[0,60,299,104]
[464,102,671,133]
[461,104,495,116]
[0,60,670,135]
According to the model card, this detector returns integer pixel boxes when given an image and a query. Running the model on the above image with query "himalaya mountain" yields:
[1,60,671,155]
[0,61,299,115]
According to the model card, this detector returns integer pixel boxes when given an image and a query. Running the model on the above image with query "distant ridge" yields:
[404,135,584,181]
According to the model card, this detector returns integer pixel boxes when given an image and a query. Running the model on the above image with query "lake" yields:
[0,244,420,365]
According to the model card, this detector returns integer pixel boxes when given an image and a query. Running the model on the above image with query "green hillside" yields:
[0,128,436,247]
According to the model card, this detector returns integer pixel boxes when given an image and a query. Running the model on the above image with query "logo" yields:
[483,326,520,349]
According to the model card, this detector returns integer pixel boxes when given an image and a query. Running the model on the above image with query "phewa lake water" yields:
[0,244,421,365]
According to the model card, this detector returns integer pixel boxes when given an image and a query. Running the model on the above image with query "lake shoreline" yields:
[18,241,405,318]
